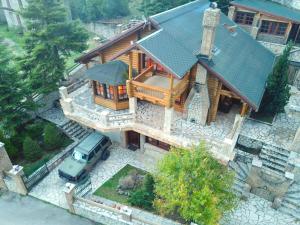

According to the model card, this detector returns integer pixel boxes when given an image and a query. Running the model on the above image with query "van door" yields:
[86,150,96,171]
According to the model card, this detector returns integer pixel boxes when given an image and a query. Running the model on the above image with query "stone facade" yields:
[271,0,300,10]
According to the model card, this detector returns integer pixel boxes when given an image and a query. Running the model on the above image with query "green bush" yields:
[23,136,43,162]
[44,124,62,150]
[128,174,155,210]
[26,122,44,139]
[0,131,19,160]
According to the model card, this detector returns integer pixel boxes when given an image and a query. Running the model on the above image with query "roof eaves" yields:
[75,22,147,63]
[231,2,299,23]
[199,60,259,110]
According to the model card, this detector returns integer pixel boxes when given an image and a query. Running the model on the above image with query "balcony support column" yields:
[129,97,137,114]
[128,52,133,80]
[167,74,174,108]
[164,107,174,134]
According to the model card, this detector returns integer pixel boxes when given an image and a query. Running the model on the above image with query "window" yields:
[260,20,288,36]
[106,85,114,100]
[146,137,170,151]
[88,151,95,161]
[95,82,106,98]
[118,85,128,100]
[235,11,254,25]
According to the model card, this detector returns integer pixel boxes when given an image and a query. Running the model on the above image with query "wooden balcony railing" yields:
[128,80,170,106]
[134,65,154,82]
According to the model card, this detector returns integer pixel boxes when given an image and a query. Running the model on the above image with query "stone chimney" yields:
[200,3,221,59]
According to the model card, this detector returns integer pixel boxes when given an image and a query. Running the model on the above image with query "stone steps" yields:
[60,120,91,140]
[279,182,300,220]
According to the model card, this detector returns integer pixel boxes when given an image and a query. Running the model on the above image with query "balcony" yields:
[127,66,190,109]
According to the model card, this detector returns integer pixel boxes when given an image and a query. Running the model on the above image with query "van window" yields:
[88,151,95,161]
[95,145,101,153]
[100,138,108,146]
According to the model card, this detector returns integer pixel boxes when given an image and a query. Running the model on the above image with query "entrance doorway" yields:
[127,131,140,151]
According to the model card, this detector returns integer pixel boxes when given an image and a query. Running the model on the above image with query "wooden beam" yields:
[285,21,293,43]
[211,82,222,122]
[240,102,248,117]
[85,63,90,69]
[98,52,104,64]
[220,89,241,99]
[167,74,174,108]
[128,52,133,80]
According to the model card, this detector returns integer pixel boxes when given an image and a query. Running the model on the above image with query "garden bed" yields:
[249,111,275,124]
[0,119,73,176]
[93,164,147,204]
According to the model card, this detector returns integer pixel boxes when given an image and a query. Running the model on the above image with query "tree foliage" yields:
[0,41,33,135]
[260,43,292,115]
[140,0,230,17]
[23,136,43,162]
[70,0,130,22]
[154,144,236,225]
[44,124,62,150]
[20,0,89,95]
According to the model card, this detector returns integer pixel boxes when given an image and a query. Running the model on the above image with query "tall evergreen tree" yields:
[260,43,292,115]
[0,41,33,135]
[20,0,89,95]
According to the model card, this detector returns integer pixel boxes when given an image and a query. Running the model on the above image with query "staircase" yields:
[228,158,252,197]
[259,144,290,176]
[279,182,300,220]
[60,120,91,141]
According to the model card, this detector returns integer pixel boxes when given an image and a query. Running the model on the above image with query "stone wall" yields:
[237,135,264,151]
[257,33,286,45]
[271,0,300,10]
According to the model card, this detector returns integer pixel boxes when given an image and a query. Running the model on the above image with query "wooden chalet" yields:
[76,0,275,125]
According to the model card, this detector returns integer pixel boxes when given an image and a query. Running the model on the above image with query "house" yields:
[228,0,300,44]
[60,0,275,164]
[0,0,26,27]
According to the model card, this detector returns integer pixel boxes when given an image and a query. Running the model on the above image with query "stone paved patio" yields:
[38,108,70,126]
[221,194,300,225]
[241,88,300,149]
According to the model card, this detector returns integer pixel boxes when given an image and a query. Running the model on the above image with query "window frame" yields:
[117,85,128,101]
[234,11,255,25]
[259,20,288,36]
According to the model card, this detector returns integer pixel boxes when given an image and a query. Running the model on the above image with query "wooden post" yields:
[167,74,174,108]
[240,102,248,117]
[211,82,222,122]
[295,25,300,43]
[99,53,104,64]
[285,21,293,43]
[128,52,133,80]
[85,63,89,69]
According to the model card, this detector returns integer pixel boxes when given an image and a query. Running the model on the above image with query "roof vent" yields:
[223,24,238,36]
[210,2,218,9]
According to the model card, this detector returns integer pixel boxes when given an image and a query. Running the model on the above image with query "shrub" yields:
[0,131,19,160]
[26,122,44,139]
[119,175,135,190]
[44,124,62,150]
[128,174,155,210]
[23,136,43,162]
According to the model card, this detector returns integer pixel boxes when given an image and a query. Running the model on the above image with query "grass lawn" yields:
[94,164,147,204]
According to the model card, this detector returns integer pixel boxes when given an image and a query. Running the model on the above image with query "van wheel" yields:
[101,150,110,160]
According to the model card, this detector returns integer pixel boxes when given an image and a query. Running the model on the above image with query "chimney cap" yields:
[210,2,218,9]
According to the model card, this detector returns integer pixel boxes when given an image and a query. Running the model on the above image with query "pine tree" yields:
[20,0,89,95]
[261,43,292,115]
[0,41,33,135]
[23,136,43,162]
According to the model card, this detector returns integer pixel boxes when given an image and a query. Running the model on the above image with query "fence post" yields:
[8,166,28,195]
[64,183,76,214]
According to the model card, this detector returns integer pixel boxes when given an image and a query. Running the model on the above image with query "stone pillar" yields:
[251,27,259,39]
[251,13,260,39]
[120,206,132,222]
[0,142,13,173]
[8,166,28,195]
[200,6,221,59]
[61,98,74,114]
[290,127,300,153]
[228,6,236,21]
[120,131,128,148]
[140,134,146,152]
[129,97,137,114]
[195,64,207,84]
[64,183,76,214]
[59,86,69,100]
[163,107,174,134]
[100,110,110,126]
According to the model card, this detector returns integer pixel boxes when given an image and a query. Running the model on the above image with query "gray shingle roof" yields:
[137,0,275,109]
[232,0,300,23]
[86,60,128,85]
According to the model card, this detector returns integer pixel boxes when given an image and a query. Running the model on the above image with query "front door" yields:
[127,131,140,150]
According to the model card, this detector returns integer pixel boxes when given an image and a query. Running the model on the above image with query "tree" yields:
[23,136,43,162]
[0,41,33,135]
[260,43,292,115]
[101,0,130,19]
[20,0,89,95]
[44,124,62,150]
[154,144,236,225]
[209,0,231,14]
